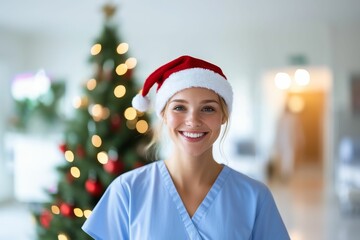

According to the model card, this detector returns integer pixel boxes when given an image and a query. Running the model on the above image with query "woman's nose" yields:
[185,111,202,127]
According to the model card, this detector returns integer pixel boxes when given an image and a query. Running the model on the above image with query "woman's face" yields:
[163,87,225,157]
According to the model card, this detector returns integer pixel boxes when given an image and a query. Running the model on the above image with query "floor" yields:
[270,164,360,240]
[0,165,360,240]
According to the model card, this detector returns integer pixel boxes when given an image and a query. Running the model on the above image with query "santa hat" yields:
[132,55,233,116]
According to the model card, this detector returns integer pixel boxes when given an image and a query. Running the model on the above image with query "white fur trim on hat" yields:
[132,94,151,112]
[155,68,233,116]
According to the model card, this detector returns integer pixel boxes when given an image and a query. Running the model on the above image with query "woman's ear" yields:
[221,113,228,125]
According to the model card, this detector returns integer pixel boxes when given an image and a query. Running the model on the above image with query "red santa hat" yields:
[132,55,233,116]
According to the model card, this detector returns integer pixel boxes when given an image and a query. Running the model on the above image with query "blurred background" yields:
[1,0,360,239]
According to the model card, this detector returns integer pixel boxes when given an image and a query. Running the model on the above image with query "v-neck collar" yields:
[158,160,231,239]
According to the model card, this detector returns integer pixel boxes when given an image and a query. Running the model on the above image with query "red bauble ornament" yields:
[40,209,52,228]
[60,202,74,217]
[76,145,86,158]
[85,179,103,196]
[59,143,67,153]
[104,158,125,175]
[111,114,121,131]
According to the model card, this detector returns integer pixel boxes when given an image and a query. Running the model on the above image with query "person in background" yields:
[275,102,305,181]
[82,55,290,240]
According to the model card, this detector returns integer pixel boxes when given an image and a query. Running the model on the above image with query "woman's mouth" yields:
[180,131,207,139]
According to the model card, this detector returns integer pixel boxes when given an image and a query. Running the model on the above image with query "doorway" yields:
[285,90,325,168]
[262,66,332,181]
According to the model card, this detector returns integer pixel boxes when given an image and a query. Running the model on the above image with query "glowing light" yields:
[136,120,149,133]
[51,205,60,214]
[124,107,137,120]
[116,63,128,76]
[114,85,126,98]
[83,209,92,218]
[58,233,69,240]
[87,78,97,90]
[90,43,102,55]
[287,95,305,113]
[117,43,129,54]
[70,167,81,178]
[72,96,82,109]
[91,104,102,117]
[274,72,291,90]
[294,69,310,86]
[97,151,109,164]
[90,104,110,121]
[73,208,84,218]
[125,57,137,69]
[64,150,74,162]
[73,96,88,109]
[91,135,102,147]
[11,69,51,101]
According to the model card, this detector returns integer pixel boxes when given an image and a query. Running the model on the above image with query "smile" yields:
[181,131,207,139]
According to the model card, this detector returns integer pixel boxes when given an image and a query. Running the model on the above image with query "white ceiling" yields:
[1,0,360,38]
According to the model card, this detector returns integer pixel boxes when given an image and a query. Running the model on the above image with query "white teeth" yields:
[182,132,205,138]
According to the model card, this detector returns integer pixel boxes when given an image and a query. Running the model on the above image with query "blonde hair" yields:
[146,95,230,160]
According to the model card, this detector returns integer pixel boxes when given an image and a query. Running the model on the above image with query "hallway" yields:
[270,164,360,240]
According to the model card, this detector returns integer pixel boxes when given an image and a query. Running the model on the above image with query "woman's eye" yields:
[202,106,215,112]
[173,105,185,111]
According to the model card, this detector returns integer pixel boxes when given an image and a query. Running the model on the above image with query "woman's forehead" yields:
[170,87,219,99]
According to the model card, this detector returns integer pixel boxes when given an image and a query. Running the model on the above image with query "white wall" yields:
[0,29,26,201]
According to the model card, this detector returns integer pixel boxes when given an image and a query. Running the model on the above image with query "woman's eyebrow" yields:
[169,99,187,103]
[201,99,220,104]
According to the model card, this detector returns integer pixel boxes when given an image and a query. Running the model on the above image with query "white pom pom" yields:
[132,94,150,112]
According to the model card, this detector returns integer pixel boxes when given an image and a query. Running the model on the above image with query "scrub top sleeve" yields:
[82,177,129,240]
[251,188,290,240]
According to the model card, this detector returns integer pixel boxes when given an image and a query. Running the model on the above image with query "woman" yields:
[82,55,290,239]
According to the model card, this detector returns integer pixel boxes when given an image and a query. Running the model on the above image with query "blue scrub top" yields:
[82,160,290,240]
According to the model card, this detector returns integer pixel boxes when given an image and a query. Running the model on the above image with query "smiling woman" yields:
[82,55,290,240]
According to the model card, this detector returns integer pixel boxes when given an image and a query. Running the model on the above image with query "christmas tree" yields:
[34,4,152,239]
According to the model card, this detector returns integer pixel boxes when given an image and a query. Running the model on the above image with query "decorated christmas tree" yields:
[34,5,152,239]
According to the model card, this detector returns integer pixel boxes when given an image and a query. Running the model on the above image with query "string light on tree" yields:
[73,208,84,218]
[114,85,126,98]
[89,104,110,121]
[116,63,128,76]
[125,57,137,69]
[83,209,92,218]
[87,78,97,91]
[70,167,81,178]
[97,151,109,164]
[124,107,137,120]
[51,205,60,215]
[136,119,149,134]
[90,43,102,55]
[64,150,74,162]
[72,96,88,109]
[117,43,129,54]
[58,233,69,240]
[91,135,102,148]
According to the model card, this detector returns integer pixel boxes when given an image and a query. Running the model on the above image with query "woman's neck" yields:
[164,150,223,188]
